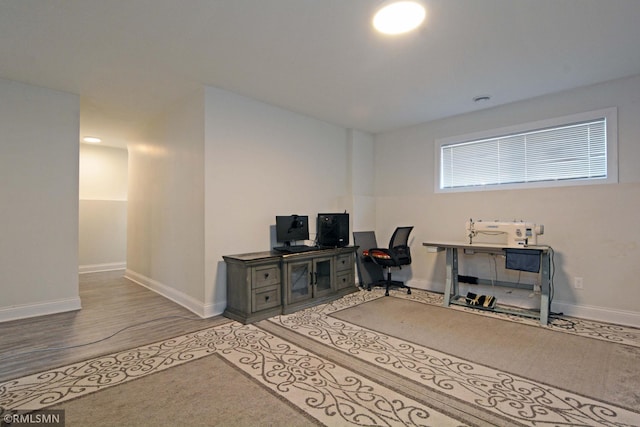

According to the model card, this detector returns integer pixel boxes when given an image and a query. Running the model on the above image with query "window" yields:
[435,108,618,192]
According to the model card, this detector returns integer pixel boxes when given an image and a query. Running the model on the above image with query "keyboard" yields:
[273,245,317,254]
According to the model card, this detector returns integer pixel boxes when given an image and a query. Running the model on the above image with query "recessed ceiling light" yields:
[82,136,102,144]
[373,1,426,35]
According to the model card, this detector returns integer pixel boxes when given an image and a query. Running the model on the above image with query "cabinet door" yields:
[286,260,313,304]
[313,256,333,297]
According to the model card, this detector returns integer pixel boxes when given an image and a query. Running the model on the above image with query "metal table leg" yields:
[443,247,459,306]
[539,251,551,325]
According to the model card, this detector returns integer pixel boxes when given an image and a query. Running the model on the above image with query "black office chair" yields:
[363,226,413,296]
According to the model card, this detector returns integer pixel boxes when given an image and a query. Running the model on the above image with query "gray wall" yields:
[125,86,367,317]
[0,78,80,321]
[204,87,353,313]
[125,90,206,315]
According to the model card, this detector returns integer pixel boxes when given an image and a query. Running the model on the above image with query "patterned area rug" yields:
[396,289,640,348]
[1,288,639,426]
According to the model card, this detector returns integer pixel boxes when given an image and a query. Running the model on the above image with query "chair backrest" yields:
[353,231,385,284]
[389,226,413,249]
[389,226,413,265]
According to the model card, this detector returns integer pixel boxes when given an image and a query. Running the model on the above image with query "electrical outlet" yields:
[574,277,584,289]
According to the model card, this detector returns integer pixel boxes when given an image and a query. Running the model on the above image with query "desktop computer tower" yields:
[317,213,349,248]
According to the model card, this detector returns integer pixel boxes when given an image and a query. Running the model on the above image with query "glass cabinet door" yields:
[287,260,312,303]
[314,257,333,297]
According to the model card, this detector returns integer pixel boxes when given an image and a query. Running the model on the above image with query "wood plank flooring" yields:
[0,270,229,382]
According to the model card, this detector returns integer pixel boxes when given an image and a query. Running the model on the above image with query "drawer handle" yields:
[264,273,269,279]
[265,295,270,301]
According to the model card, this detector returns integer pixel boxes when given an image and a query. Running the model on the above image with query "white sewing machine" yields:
[465,219,544,247]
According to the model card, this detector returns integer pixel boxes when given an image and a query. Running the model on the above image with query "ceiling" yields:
[2,0,640,148]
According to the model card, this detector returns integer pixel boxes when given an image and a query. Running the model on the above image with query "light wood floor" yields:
[0,271,229,382]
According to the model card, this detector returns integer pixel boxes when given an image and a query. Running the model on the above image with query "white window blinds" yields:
[440,118,607,189]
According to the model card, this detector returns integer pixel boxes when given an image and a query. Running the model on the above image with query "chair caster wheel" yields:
[407,288,411,295]
[367,286,372,292]
[385,290,390,296]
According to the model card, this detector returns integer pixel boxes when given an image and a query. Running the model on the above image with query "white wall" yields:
[374,74,640,326]
[204,87,352,310]
[0,78,80,321]
[79,143,128,273]
[125,90,206,316]
[349,129,376,232]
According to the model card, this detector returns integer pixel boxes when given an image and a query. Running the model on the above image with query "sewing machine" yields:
[465,219,544,247]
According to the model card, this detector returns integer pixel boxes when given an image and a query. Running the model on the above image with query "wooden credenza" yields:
[223,246,357,324]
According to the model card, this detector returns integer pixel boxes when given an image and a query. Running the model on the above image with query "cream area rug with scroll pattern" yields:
[1,288,639,426]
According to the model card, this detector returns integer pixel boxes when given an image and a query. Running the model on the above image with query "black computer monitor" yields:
[317,213,349,248]
[275,215,309,246]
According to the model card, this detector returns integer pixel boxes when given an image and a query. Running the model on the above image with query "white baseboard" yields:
[551,300,640,328]
[79,262,126,274]
[0,297,82,323]
[124,269,224,319]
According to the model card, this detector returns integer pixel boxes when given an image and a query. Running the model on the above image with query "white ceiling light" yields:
[82,136,102,144]
[373,1,426,35]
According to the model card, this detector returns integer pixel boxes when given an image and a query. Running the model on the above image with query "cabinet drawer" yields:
[336,270,354,290]
[252,265,280,289]
[252,285,281,312]
[335,253,353,272]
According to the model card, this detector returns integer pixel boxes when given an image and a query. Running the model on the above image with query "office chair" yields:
[363,226,413,296]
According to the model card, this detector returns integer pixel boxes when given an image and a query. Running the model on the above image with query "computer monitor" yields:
[317,213,349,248]
[275,215,309,246]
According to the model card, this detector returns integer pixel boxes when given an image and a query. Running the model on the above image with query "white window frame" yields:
[434,107,618,193]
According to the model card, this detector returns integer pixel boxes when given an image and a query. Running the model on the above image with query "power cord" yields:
[549,315,575,329]
[0,315,203,361]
